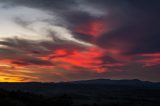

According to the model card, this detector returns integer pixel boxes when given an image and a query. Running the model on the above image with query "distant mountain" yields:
[0,79,160,96]
[66,79,160,88]
[69,79,150,85]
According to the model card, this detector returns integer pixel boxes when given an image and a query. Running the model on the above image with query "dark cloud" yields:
[12,58,53,66]
[80,0,160,56]
[97,15,160,55]
[0,0,76,9]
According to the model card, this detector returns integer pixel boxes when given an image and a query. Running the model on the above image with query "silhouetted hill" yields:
[0,79,159,95]
[0,79,160,106]
[0,89,73,106]
[0,79,160,92]
[69,79,154,85]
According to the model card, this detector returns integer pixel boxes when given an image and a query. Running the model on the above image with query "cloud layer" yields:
[0,0,160,82]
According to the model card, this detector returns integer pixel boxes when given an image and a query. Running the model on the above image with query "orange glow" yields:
[54,49,68,56]
[0,76,26,82]
[0,59,24,68]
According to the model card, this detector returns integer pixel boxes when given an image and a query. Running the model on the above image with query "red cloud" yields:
[75,19,107,37]
[137,53,160,67]
[42,47,107,73]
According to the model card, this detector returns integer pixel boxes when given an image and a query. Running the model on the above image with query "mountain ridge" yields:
[0,79,160,96]
[0,78,159,85]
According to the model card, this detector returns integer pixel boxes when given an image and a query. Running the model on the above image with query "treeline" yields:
[0,89,73,106]
[0,88,160,106]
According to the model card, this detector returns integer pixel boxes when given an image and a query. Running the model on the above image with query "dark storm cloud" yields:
[63,0,160,56]
[0,0,105,28]
[93,0,160,55]
[0,0,76,9]
[97,21,160,55]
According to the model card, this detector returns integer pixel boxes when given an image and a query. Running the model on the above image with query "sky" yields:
[0,0,160,82]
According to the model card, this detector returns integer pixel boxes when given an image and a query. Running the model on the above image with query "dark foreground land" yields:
[0,79,160,106]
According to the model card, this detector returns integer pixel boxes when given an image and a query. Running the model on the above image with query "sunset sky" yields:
[0,0,160,82]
